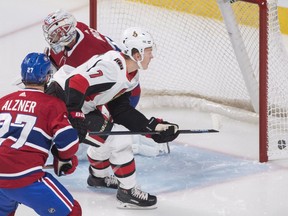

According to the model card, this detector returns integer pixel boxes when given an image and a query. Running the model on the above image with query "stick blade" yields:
[178,129,219,134]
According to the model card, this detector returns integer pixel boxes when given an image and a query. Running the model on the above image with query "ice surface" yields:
[1,1,288,215]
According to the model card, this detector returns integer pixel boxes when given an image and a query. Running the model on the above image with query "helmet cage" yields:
[43,10,77,53]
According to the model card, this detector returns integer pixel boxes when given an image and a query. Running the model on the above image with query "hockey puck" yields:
[278,140,286,150]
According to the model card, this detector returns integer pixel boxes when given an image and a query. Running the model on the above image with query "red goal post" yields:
[89,0,288,163]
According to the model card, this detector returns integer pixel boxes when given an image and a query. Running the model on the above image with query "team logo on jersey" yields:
[132,31,138,37]
[19,92,26,97]
[48,207,56,213]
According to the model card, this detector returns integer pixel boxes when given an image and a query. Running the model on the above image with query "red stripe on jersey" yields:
[69,74,89,94]
[111,159,135,177]
[131,84,141,96]
[88,134,105,143]
[43,176,73,210]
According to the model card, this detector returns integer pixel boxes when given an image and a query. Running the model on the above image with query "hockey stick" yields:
[43,164,53,169]
[43,129,218,169]
[88,129,219,136]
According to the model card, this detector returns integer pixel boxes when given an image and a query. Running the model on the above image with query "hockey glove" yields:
[146,117,180,143]
[68,111,87,142]
[51,145,78,176]
[53,155,78,177]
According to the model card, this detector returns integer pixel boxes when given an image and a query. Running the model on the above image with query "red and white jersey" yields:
[46,21,141,110]
[54,50,139,114]
[50,22,117,68]
[0,89,79,188]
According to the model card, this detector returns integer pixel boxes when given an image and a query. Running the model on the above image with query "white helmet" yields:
[121,27,155,63]
[42,9,77,54]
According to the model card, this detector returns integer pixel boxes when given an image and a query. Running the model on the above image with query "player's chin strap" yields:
[137,60,143,70]
[131,55,144,70]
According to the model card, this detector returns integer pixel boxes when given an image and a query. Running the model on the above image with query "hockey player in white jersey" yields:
[52,27,180,209]
[42,9,170,159]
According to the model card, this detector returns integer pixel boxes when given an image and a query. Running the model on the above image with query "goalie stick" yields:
[88,129,219,136]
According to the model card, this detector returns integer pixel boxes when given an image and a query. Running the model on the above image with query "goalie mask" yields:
[121,27,155,68]
[21,53,52,85]
[42,9,77,54]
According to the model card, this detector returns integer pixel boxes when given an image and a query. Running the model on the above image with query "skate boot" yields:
[116,186,157,209]
[87,166,118,189]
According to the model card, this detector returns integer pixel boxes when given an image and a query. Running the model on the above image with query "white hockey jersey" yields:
[53,50,139,114]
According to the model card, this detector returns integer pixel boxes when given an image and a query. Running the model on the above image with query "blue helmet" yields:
[21,52,51,84]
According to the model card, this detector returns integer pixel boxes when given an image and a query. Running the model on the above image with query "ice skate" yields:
[159,142,170,155]
[87,166,118,189]
[116,186,157,209]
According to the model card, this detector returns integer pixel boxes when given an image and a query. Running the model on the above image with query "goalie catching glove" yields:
[146,117,180,143]
[51,146,78,177]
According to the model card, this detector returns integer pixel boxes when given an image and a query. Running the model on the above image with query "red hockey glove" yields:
[53,155,78,177]
[146,117,180,143]
[68,111,87,142]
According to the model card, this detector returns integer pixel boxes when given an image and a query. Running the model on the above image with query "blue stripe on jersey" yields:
[2,125,52,151]
[1,125,77,152]
[27,130,51,150]
[53,127,78,150]
[129,95,140,108]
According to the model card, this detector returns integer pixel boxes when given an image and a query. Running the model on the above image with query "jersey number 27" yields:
[0,113,36,149]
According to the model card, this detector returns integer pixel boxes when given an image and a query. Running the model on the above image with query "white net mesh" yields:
[93,0,288,160]
[266,0,288,159]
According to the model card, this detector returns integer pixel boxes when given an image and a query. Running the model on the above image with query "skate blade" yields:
[117,200,157,210]
[166,142,171,154]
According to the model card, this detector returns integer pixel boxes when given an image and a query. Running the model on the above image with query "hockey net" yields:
[90,0,288,162]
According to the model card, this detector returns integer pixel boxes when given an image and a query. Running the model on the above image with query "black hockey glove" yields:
[146,117,180,143]
[68,111,87,142]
